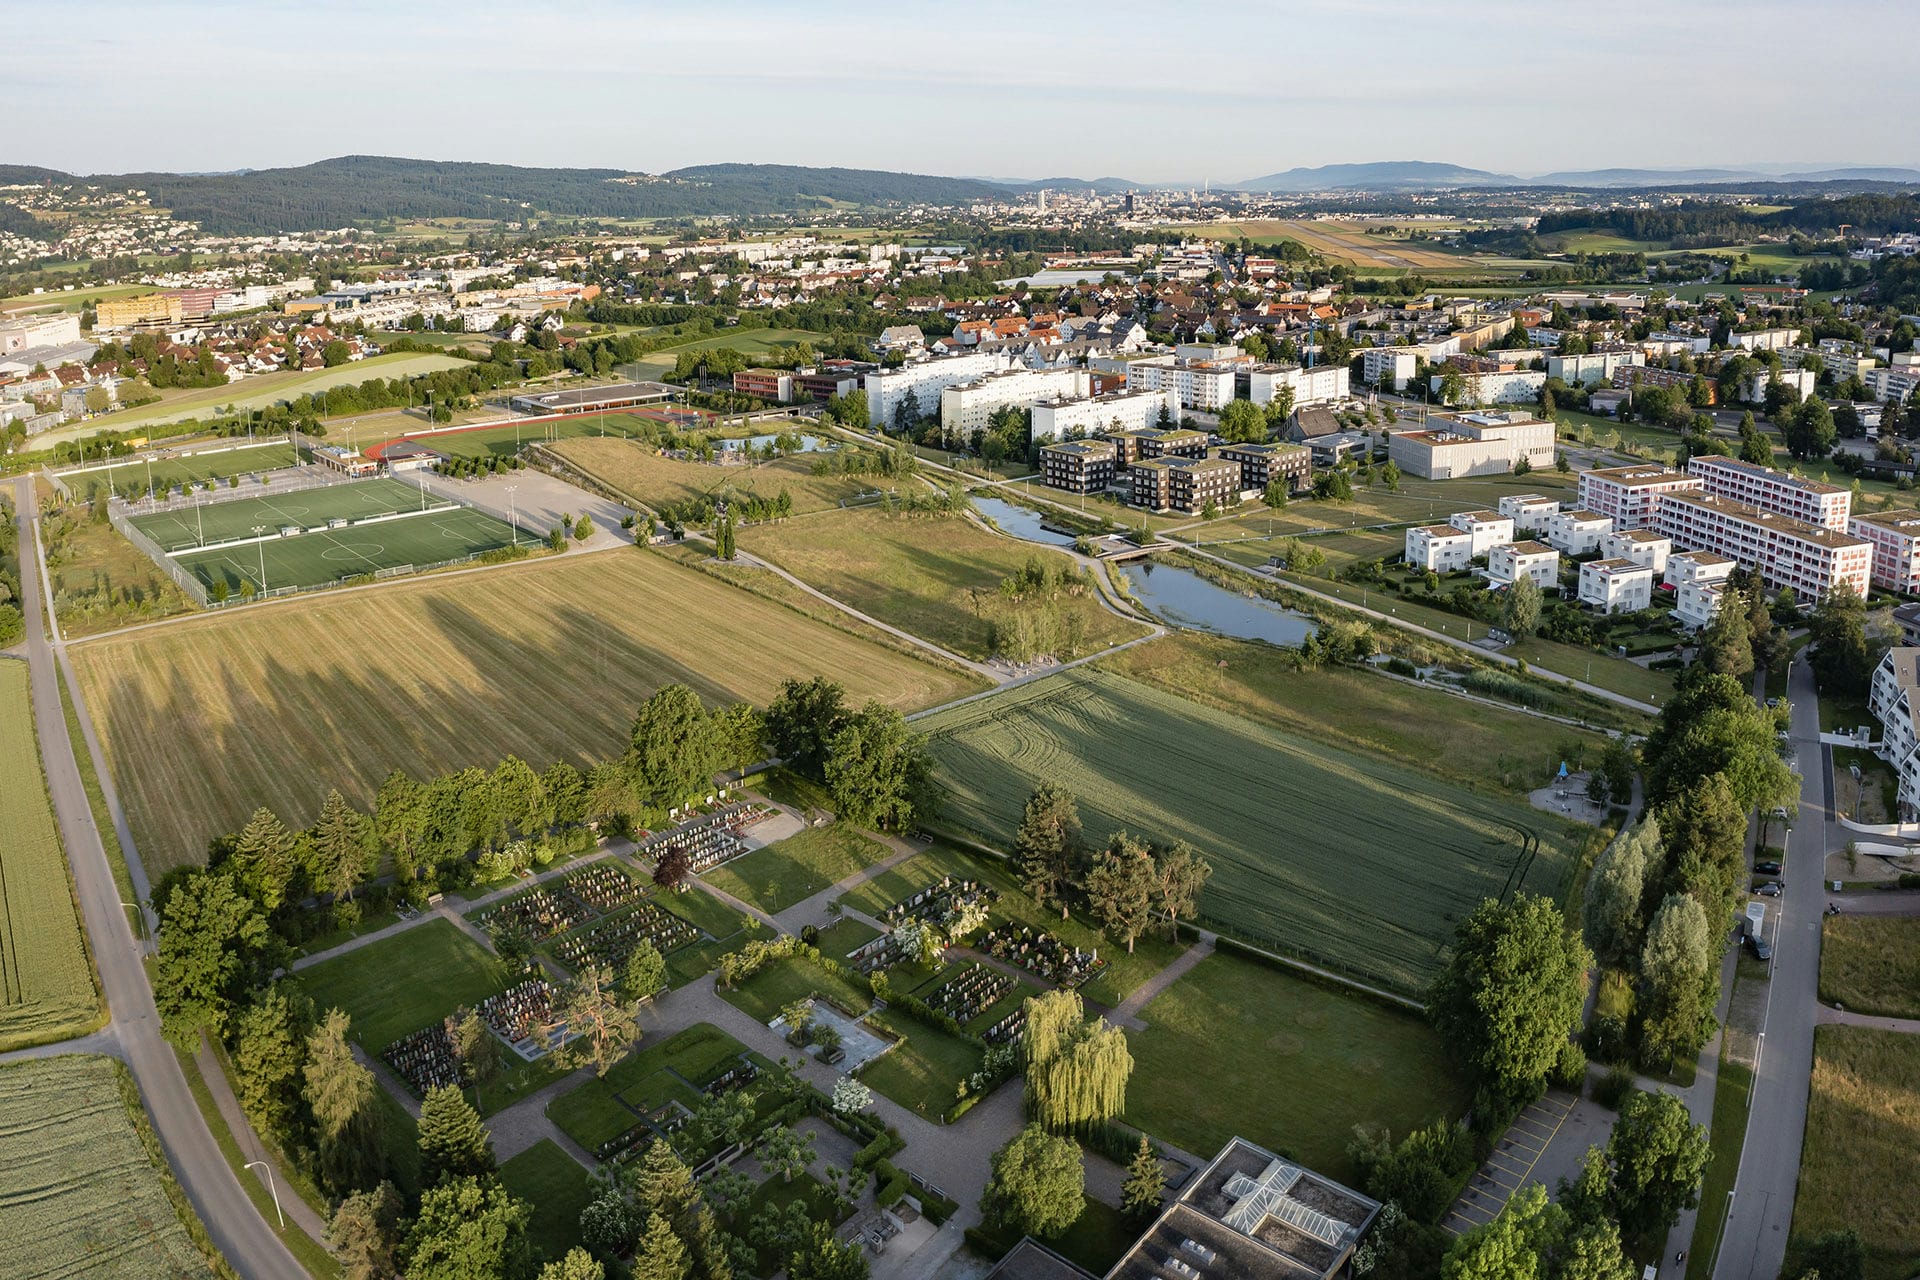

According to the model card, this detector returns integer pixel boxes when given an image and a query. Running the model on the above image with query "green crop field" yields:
[620,328,827,379]
[70,550,978,872]
[0,1054,211,1278]
[918,668,1574,995]
[551,435,877,517]
[0,662,101,1050]
[58,440,300,502]
[128,476,526,592]
[363,406,712,463]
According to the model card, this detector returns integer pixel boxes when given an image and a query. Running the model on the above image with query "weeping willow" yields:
[1022,990,1133,1133]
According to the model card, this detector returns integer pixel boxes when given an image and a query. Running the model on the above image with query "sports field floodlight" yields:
[252,525,269,593]
[505,484,519,546]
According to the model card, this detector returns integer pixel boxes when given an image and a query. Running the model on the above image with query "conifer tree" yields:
[418,1083,496,1187]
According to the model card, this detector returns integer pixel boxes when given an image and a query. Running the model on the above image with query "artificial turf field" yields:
[127,476,524,591]
[917,667,1574,996]
[59,439,300,502]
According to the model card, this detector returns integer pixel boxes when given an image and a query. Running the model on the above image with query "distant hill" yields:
[22,157,1020,236]
[1532,165,1920,187]
[1230,161,1515,191]
[0,165,69,186]
[1011,177,1143,195]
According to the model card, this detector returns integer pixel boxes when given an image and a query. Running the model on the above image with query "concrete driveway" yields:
[418,468,634,550]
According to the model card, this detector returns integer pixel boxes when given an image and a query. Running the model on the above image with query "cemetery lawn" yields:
[813,917,882,960]
[1790,1027,1920,1280]
[1123,950,1472,1184]
[835,841,1186,1009]
[500,1139,594,1267]
[1819,916,1920,1019]
[738,506,1151,661]
[720,953,874,1026]
[702,824,895,915]
[547,1077,637,1151]
[860,1006,983,1119]
[296,919,508,1051]
[918,668,1575,998]
[71,548,974,873]
[603,1023,754,1096]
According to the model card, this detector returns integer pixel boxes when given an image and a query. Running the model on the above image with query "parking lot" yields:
[1442,1090,1582,1235]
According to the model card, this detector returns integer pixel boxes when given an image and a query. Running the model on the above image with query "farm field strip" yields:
[70,550,976,872]
[1791,1027,1920,1279]
[0,1055,210,1278]
[917,668,1571,995]
[0,661,100,1049]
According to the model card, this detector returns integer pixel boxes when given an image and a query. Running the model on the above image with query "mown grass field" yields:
[70,550,978,872]
[0,661,101,1050]
[701,823,894,915]
[98,353,472,431]
[1791,1027,1920,1280]
[58,440,300,502]
[620,328,827,379]
[1819,916,1920,1019]
[553,435,878,517]
[739,506,1150,661]
[297,919,510,1050]
[500,1139,595,1267]
[918,668,1575,995]
[1101,633,1606,798]
[0,1054,211,1278]
[1124,951,1471,1182]
[362,406,709,463]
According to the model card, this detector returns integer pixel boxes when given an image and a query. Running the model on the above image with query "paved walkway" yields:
[196,1037,331,1242]
[1815,1006,1920,1035]
[1108,934,1215,1026]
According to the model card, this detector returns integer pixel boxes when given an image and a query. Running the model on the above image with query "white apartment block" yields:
[1361,347,1418,392]
[1848,509,1920,594]
[1030,386,1176,442]
[1869,647,1920,816]
[1123,355,1239,411]
[1664,549,1737,591]
[1447,510,1516,557]
[1579,559,1655,614]
[1600,528,1672,576]
[1687,455,1850,530]
[1435,368,1548,405]
[1730,328,1801,352]
[940,367,1090,435]
[1546,349,1643,387]
[1863,365,1920,404]
[1405,524,1473,573]
[865,350,1013,426]
[1675,578,1726,629]
[1652,492,1871,601]
[1386,411,1554,480]
[0,312,82,354]
[1544,509,1614,556]
[1498,494,1561,534]
[1488,540,1559,588]
[1743,368,1818,405]
[1247,362,1349,406]
[1577,465,1705,531]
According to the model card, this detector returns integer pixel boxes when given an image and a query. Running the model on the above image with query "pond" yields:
[1120,561,1318,648]
[724,433,831,453]
[969,496,1077,546]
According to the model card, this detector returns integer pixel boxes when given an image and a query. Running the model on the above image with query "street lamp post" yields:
[251,525,269,595]
[243,1161,286,1229]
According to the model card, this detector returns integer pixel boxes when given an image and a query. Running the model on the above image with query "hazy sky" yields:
[9,0,1915,182]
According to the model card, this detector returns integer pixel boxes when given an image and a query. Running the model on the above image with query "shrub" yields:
[1592,1066,1636,1111]
[1550,1039,1588,1091]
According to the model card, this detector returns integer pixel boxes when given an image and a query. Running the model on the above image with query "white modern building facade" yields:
[1579,559,1655,613]
[1405,524,1474,572]
[1577,466,1703,531]
[1489,540,1559,588]
[1029,386,1177,442]
[1447,510,1516,557]
[1688,455,1850,531]
[865,350,1013,426]
[939,368,1090,435]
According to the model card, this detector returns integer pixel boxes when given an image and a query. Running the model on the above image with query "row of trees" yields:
[766,676,936,832]
[1013,783,1213,953]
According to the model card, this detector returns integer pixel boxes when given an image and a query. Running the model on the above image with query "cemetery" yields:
[634,800,776,876]
[551,899,702,974]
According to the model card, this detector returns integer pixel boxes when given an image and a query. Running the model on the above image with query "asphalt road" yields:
[1714,657,1828,1280]
[11,477,307,1280]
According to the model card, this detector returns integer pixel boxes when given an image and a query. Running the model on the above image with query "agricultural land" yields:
[69,549,979,871]
[0,660,101,1050]
[552,434,882,517]
[739,505,1151,661]
[1790,1027,1920,1280]
[0,1054,212,1279]
[917,667,1575,996]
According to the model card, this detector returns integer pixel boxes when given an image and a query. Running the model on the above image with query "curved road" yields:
[11,477,305,1280]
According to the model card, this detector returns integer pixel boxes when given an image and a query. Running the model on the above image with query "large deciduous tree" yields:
[629,684,724,812]
[1635,895,1717,1072]
[1606,1089,1710,1239]
[822,701,934,831]
[765,676,848,779]
[1583,819,1657,969]
[400,1174,535,1280]
[1428,894,1590,1112]
[1084,832,1156,953]
[983,1124,1085,1238]
[154,869,270,1049]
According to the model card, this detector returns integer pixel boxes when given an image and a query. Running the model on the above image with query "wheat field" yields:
[71,550,976,872]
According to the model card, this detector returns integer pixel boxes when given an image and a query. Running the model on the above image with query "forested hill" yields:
[22,157,1018,235]
[1536,194,1920,241]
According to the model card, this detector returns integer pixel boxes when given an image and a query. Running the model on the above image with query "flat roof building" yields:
[1577,465,1703,531]
[1580,558,1655,614]
[1849,508,1920,594]
[1544,508,1614,556]
[1039,438,1117,495]
[1497,493,1560,534]
[1216,442,1311,496]
[1652,491,1871,601]
[1131,455,1240,513]
[1406,524,1473,573]
[1600,527,1672,575]
[1489,540,1559,588]
[1688,455,1850,530]
[509,381,677,415]
[1447,509,1516,557]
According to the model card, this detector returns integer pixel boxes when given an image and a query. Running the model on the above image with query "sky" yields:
[8,0,1916,183]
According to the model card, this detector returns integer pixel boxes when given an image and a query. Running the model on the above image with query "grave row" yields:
[980,924,1105,990]
[925,962,1014,1024]
[879,875,997,926]
[554,901,702,973]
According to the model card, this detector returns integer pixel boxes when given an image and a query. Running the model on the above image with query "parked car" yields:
[1749,933,1773,960]
[1755,860,1782,875]
[1769,806,1792,822]
[1755,881,1783,897]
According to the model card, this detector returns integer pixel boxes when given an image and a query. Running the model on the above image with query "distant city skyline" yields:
[8,0,1916,182]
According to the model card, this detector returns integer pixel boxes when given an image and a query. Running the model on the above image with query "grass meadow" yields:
[701,824,895,915]
[499,1140,595,1267]
[552,435,878,517]
[1791,1027,1920,1279]
[739,506,1150,661]
[0,1055,211,1278]
[69,550,977,872]
[1123,950,1471,1181]
[0,661,102,1051]
[1819,916,1920,1019]
[917,668,1575,996]
[57,439,301,503]
[96,353,471,431]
